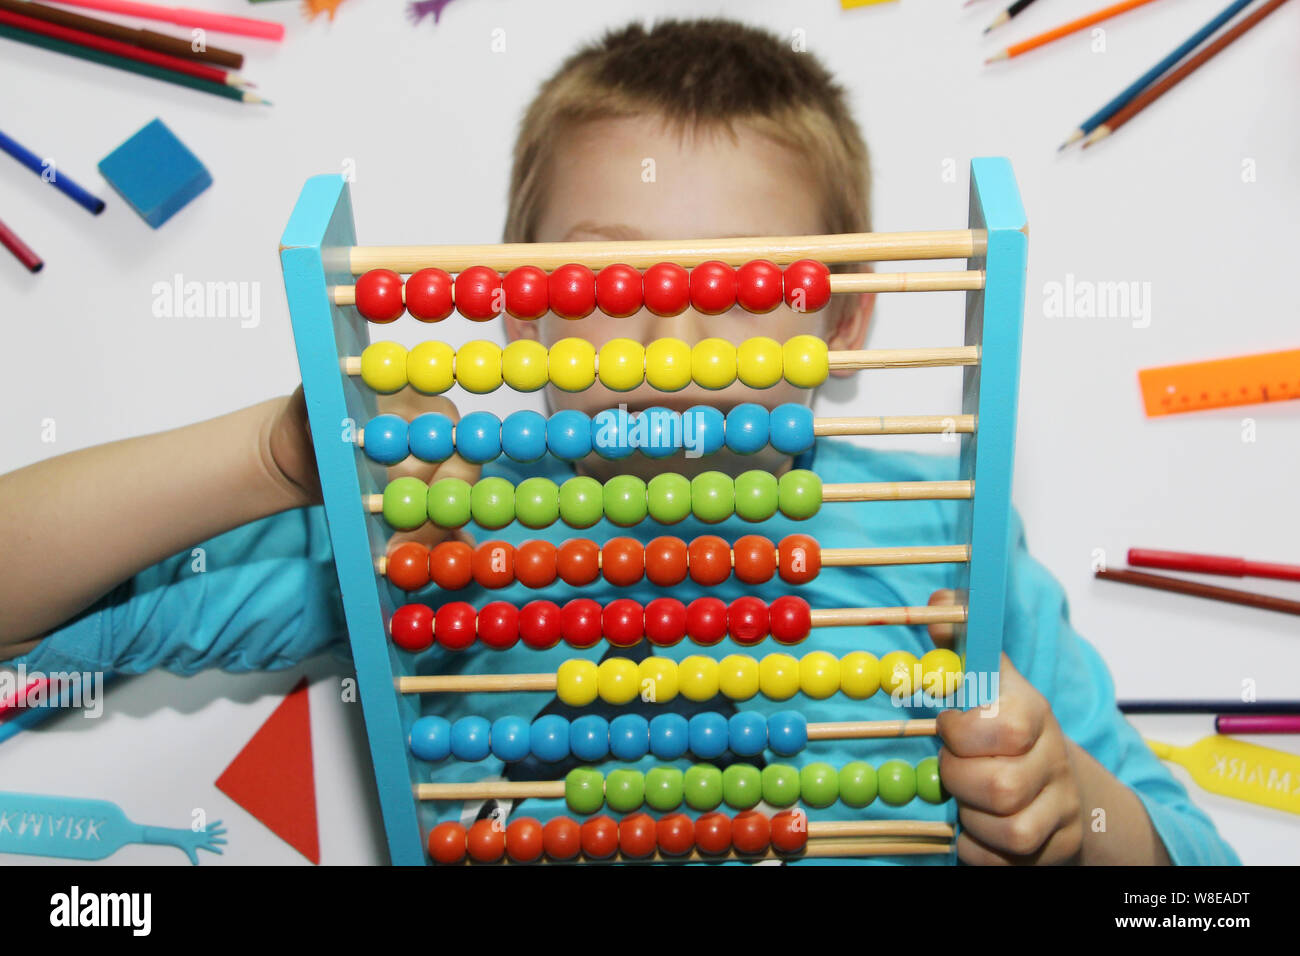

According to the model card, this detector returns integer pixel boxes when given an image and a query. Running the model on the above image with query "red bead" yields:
[434,601,477,650]
[687,535,731,586]
[557,539,600,586]
[427,821,467,864]
[656,813,695,856]
[466,819,505,863]
[561,598,603,649]
[778,534,821,585]
[602,598,644,648]
[389,603,433,651]
[595,264,643,317]
[472,540,515,589]
[644,536,688,587]
[731,810,771,855]
[642,262,690,316]
[542,816,581,861]
[735,259,783,314]
[549,263,596,319]
[685,597,728,646]
[430,540,474,590]
[518,600,562,650]
[477,601,520,650]
[768,595,812,645]
[515,540,557,589]
[454,265,502,321]
[770,809,809,853]
[405,268,454,322]
[505,817,544,863]
[728,596,769,645]
[644,597,687,647]
[694,812,732,855]
[502,265,548,320]
[354,268,405,323]
[732,534,776,585]
[783,259,831,313]
[601,537,644,587]
[580,815,619,860]
[689,260,737,315]
[618,813,658,859]
[386,541,430,591]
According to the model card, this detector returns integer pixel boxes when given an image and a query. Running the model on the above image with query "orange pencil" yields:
[986,0,1164,62]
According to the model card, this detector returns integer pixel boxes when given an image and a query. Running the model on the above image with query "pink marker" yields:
[40,0,284,40]
[1216,714,1300,735]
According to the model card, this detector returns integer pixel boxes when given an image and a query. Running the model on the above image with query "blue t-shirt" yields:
[13,439,1239,865]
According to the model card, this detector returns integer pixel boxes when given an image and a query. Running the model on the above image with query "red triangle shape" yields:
[216,676,320,864]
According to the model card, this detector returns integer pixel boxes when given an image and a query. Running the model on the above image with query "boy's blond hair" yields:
[504,19,870,245]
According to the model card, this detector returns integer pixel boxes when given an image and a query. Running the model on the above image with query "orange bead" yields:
[543,816,581,861]
[688,535,732,586]
[645,536,688,587]
[515,540,557,589]
[505,817,545,864]
[386,541,430,591]
[557,538,600,587]
[770,809,809,853]
[472,540,515,589]
[778,534,821,585]
[466,819,505,863]
[580,815,620,860]
[429,540,474,590]
[602,537,644,587]
[427,821,467,864]
[618,813,658,859]
[732,535,775,585]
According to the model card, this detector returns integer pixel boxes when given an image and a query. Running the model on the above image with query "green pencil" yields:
[0,22,268,105]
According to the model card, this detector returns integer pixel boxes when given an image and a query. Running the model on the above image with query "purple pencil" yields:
[1216,714,1300,735]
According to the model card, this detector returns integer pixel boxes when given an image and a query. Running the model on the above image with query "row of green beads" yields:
[563,757,945,815]
[382,469,824,531]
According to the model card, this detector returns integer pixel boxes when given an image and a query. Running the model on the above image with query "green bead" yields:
[760,763,801,807]
[721,763,762,810]
[916,756,946,804]
[646,473,692,524]
[683,763,724,811]
[382,477,429,530]
[427,477,471,528]
[565,767,605,814]
[603,474,648,527]
[877,759,917,806]
[644,766,684,812]
[839,761,878,808]
[558,476,604,528]
[734,469,779,522]
[690,471,734,523]
[778,469,822,520]
[799,762,839,809]
[515,477,559,529]
[605,768,646,813]
[469,476,515,529]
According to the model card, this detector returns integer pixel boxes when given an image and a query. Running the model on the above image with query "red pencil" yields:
[1128,548,1300,583]
[0,216,43,272]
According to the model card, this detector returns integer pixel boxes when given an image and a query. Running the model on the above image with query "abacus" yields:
[279,157,1027,865]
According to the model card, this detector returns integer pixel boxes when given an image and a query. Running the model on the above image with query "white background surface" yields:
[1,0,1297,865]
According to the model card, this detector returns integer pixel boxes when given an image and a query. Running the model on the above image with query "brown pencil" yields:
[1095,567,1300,618]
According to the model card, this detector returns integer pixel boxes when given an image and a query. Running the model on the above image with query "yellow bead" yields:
[637,657,679,704]
[597,657,641,705]
[502,339,549,392]
[879,650,920,699]
[920,648,964,702]
[678,655,720,702]
[799,650,841,700]
[359,341,408,394]
[783,334,829,388]
[691,338,738,390]
[758,652,801,701]
[645,338,693,391]
[549,337,597,392]
[737,336,784,389]
[839,650,881,700]
[717,654,760,701]
[456,340,503,394]
[597,338,646,392]
[556,658,598,707]
[406,340,455,394]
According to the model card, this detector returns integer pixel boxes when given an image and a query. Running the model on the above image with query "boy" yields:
[0,19,1236,865]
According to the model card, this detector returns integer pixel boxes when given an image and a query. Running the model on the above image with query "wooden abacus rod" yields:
[813,415,975,436]
[806,718,939,740]
[348,229,987,274]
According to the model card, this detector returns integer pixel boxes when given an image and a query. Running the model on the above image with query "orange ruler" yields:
[1139,349,1300,417]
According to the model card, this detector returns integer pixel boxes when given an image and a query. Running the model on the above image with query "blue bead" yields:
[591,408,634,460]
[636,407,681,459]
[649,713,689,760]
[725,403,770,454]
[769,403,815,455]
[609,714,650,761]
[363,414,408,465]
[688,712,729,760]
[767,710,808,757]
[450,715,491,761]
[455,410,502,464]
[683,405,725,457]
[530,714,570,763]
[408,412,454,462]
[409,715,451,761]
[570,715,610,761]
[727,711,768,757]
[500,410,547,462]
[490,716,531,763]
[546,409,592,460]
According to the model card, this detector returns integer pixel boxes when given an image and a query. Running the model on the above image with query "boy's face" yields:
[507,116,871,480]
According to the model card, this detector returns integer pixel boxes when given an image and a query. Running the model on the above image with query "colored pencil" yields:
[0,216,43,272]
[1084,0,1293,145]
[0,0,243,67]
[0,22,269,103]
[39,0,284,40]
[1216,714,1300,734]
[1121,701,1300,715]
[1059,0,1254,148]
[986,0,1164,62]
[984,0,1040,33]
[1095,567,1300,618]
[1128,548,1300,584]
[0,129,104,214]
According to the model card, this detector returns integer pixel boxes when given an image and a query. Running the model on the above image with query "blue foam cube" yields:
[98,119,211,228]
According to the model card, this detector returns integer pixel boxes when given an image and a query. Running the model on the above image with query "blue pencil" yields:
[0,128,105,215]
[1059,0,1255,149]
